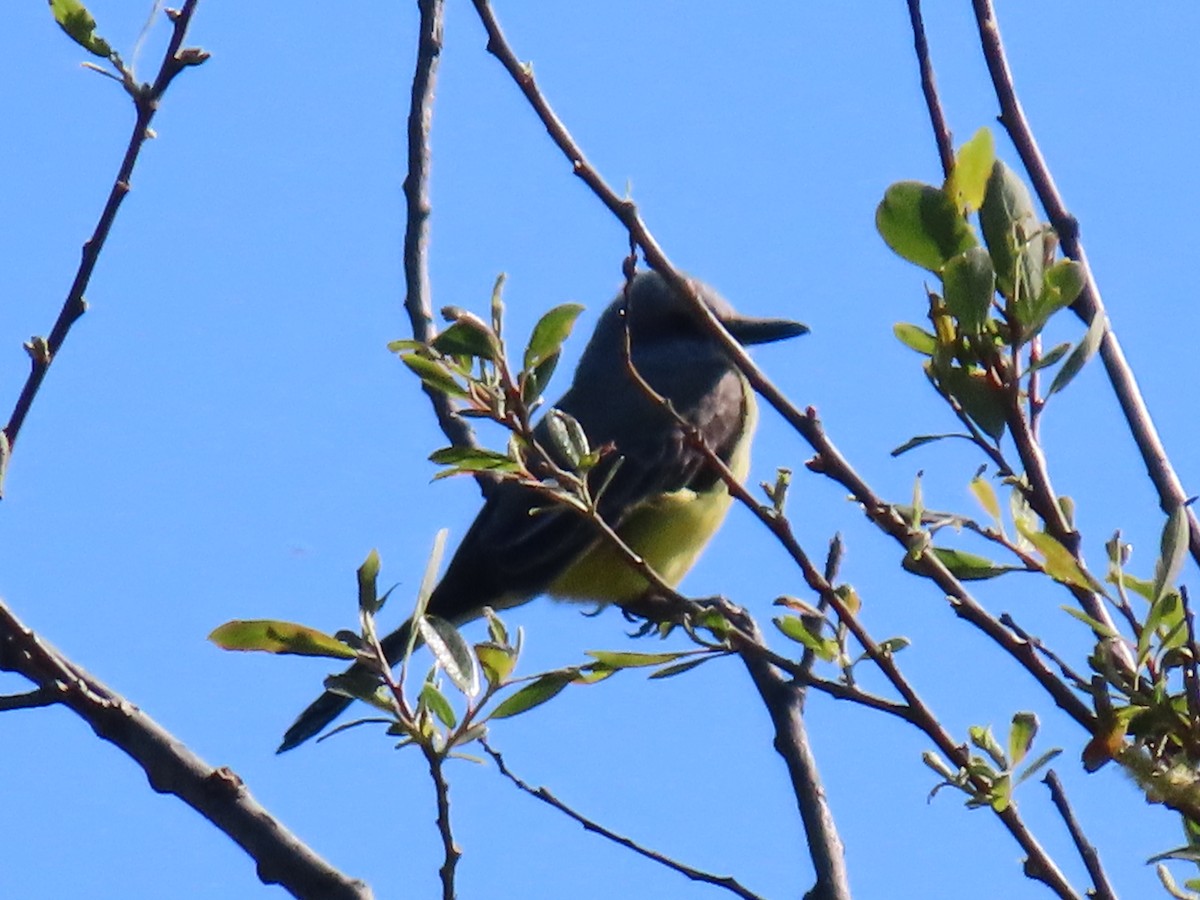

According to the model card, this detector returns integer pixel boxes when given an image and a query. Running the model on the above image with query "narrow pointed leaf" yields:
[209,620,356,658]
[585,650,686,669]
[1048,313,1106,397]
[1154,504,1189,604]
[969,476,1002,524]
[1014,521,1097,591]
[893,322,938,355]
[1007,712,1038,768]
[357,549,381,615]
[489,671,574,719]
[420,683,457,728]
[903,547,1020,581]
[401,354,468,397]
[649,656,715,680]
[525,303,585,370]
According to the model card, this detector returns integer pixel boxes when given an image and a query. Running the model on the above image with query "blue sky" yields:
[3,3,1200,898]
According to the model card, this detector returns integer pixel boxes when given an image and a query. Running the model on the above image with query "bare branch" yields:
[481,740,768,900]
[904,0,954,178]
[0,686,59,711]
[0,599,371,899]
[421,745,460,900]
[2,0,207,477]
[969,0,1200,571]
[1044,770,1118,900]
[401,0,488,471]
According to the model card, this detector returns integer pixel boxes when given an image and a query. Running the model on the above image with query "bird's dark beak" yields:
[724,315,809,346]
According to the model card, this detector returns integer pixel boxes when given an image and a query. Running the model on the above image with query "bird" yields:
[278,270,806,752]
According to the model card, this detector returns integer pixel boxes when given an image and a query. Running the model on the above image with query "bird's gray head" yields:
[576,270,807,373]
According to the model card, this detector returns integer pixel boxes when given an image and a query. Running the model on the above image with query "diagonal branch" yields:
[481,739,769,900]
[0,599,371,899]
[2,0,207,483]
[969,0,1200,570]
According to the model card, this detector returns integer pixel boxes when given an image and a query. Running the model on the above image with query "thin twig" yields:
[905,0,954,178]
[480,740,767,900]
[0,599,371,899]
[2,0,207,477]
[0,686,59,711]
[421,746,460,900]
[969,0,1200,573]
[1044,770,1118,900]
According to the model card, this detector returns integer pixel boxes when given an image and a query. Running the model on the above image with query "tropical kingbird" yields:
[279,270,806,752]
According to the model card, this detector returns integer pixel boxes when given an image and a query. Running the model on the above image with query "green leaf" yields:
[428,445,521,479]
[773,616,837,661]
[357,549,381,615]
[419,682,457,728]
[489,671,574,719]
[483,607,510,646]
[1028,341,1072,373]
[893,322,938,355]
[522,352,560,406]
[208,619,356,659]
[1154,504,1189,605]
[49,0,113,57]
[969,476,1002,524]
[432,320,499,360]
[419,615,480,697]
[1014,520,1097,591]
[585,650,686,669]
[980,160,1046,309]
[400,353,468,398]
[544,408,590,468]
[490,273,507,340]
[891,432,969,457]
[876,181,977,273]
[942,247,996,335]
[475,641,518,686]
[1024,260,1085,337]
[649,656,715,680]
[1061,605,1120,640]
[946,127,996,213]
[1047,312,1106,396]
[1007,712,1038,768]
[938,366,1006,440]
[903,547,1020,581]
[1014,747,1062,786]
[525,303,585,371]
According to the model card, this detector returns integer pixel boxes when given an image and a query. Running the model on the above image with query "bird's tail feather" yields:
[276,618,415,753]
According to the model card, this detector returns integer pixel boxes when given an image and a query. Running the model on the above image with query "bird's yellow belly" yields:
[547,386,755,604]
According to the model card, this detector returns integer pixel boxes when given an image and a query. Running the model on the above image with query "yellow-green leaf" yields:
[208,619,356,659]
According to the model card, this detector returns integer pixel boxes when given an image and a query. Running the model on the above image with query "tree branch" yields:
[400,0,488,471]
[969,0,1200,572]
[0,599,371,899]
[1044,770,1117,900]
[481,740,768,900]
[905,0,954,179]
[2,0,207,482]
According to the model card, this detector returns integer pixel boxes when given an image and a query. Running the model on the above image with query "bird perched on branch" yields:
[279,270,806,752]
